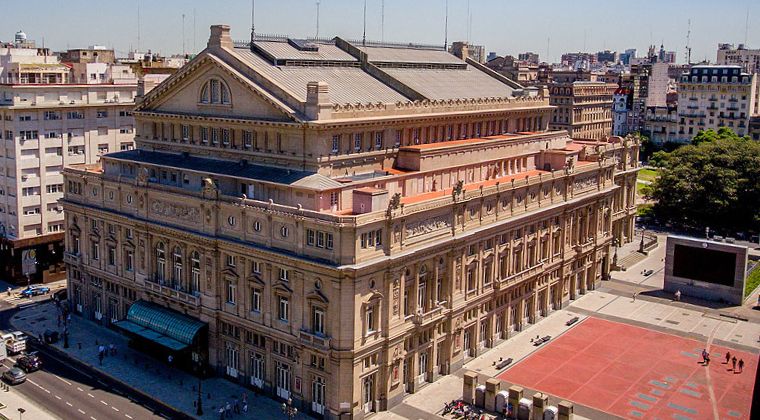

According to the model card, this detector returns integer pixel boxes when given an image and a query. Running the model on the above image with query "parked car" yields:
[53,289,67,302]
[16,352,42,373]
[19,285,50,298]
[2,367,27,385]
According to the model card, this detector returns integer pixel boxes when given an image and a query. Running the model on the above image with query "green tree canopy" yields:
[649,133,760,232]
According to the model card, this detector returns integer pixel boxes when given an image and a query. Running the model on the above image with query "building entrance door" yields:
[417,352,427,384]
[312,377,325,415]
[363,375,374,413]
[276,362,291,400]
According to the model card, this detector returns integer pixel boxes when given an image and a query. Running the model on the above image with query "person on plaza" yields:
[218,406,225,420]
[98,348,104,365]
[725,351,731,364]
[168,354,173,366]
[705,354,710,366]
[732,356,737,371]
[701,349,708,363]
[675,290,681,302]
[243,402,248,414]
[225,401,232,417]
[6,287,11,296]
[738,359,744,373]
[233,397,239,414]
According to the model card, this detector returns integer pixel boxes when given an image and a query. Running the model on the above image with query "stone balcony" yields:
[299,329,331,350]
[411,304,446,328]
[144,280,200,306]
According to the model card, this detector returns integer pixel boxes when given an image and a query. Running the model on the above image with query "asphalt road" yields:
[0,295,170,420]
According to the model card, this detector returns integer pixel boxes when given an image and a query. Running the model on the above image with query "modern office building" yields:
[62,25,639,419]
[0,45,137,284]
[675,65,758,141]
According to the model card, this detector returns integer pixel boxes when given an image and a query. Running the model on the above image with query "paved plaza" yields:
[499,317,755,419]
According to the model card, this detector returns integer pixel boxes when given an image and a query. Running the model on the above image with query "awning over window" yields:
[114,300,206,351]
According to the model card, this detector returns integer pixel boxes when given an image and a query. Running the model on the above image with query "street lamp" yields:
[193,353,203,416]
[17,407,25,420]
[282,397,298,419]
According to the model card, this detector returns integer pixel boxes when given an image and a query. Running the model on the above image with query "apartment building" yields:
[0,46,137,284]
[675,65,758,142]
[717,43,760,74]
[549,80,618,140]
[62,25,639,419]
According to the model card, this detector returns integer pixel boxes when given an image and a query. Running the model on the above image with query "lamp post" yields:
[194,355,203,416]
[17,407,25,420]
[282,397,298,419]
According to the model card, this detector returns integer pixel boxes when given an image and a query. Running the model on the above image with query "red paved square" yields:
[498,317,756,419]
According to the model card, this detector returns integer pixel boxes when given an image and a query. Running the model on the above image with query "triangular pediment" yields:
[138,52,299,122]
[221,267,240,279]
[305,289,329,304]
[246,274,265,286]
[272,281,293,294]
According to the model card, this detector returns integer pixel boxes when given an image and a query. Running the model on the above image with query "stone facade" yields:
[548,81,617,140]
[675,65,758,142]
[62,25,639,419]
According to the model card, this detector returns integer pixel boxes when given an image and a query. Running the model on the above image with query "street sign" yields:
[21,249,37,276]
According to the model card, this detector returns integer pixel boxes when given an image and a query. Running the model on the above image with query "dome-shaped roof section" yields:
[15,30,27,41]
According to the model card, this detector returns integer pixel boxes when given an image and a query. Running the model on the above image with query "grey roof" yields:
[382,67,515,100]
[232,48,409,104]
[253,40,357,62]
[359,45,462,65]
[106,149,343,190]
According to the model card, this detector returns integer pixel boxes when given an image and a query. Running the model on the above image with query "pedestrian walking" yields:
[225,401,232,418]
[243,403,248,414]
[168,354,173,366]
[98,350,104,365]
[725,351,731,364]
[701,349,708,363]
[633,292,637,302]
[6,287,11,296]
[738,359,744,373]
[218,406,225,420]
[732,356,737,371]
[234,398,239,414]
[675,290,681,302]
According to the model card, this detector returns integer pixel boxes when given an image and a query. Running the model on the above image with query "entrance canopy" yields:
[114,300,206,351]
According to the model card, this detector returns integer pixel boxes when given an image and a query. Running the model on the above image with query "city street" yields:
[0,290,172,420]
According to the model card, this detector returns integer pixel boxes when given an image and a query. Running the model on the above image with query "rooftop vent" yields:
[288,38,319,52]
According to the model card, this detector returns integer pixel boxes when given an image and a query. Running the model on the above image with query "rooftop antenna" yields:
[182,13,186,56]
[381,0,385,42]
[250,0,256,44]
[744,8,750,45]
[546,36,550,63]
[193,8,196,53]
[444,0,448,49]
[137,0,141,52]
[315,1,320,39]
[685,18,692,64]
[467,0,472,43]
[362,0,367,46]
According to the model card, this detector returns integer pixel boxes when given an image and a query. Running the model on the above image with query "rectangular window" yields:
[326,233,334,250]
[251,288,261,312]
[91,242,100,261]
[222,128,231,146]
[316,231,325,248]
[354,133,362,151]
[279,268,289,282]
[107,246,116,266]
[374,132,383,149]
[125,250,134,272]
[278,296,289,322]
[307,229,315,246]
[226,280,236,304]
[200,127,208,144]
[366,307,375,333]
[96,110,108,118]
[181,124,190,141]
[395,130,402,147]
[331,135,340,153]
[67,111,84,120]
[313,308,325,335]
[243,131,252,149]
[252,260,261,274]
[210,128,219,145]
[226,254,236,267]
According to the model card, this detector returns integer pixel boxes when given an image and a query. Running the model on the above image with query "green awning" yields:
[113,300,206,351]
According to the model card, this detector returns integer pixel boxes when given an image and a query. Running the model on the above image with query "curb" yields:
[10,313,194,420]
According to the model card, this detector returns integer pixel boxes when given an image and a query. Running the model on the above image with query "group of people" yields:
[97,343,117,365]
[701,349,744,373]
[218,393,249,419]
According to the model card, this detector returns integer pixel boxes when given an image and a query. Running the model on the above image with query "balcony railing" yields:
[411,305,445,327]
[299,329,331,350]
[144,280,200,306]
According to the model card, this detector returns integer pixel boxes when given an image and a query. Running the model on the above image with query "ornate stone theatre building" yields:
[62,25,639,419]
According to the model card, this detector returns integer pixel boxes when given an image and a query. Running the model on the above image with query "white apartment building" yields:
[717,43,760,74]
[675,65,757,142]
[0,46,137,284]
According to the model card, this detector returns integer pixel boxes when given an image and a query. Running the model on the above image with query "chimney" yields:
[305,81,332,120]
[451,41,469,61]
[208,25,233,49]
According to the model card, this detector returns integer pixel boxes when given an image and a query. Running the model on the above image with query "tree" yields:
[648,150,670,168]
[649,131,760,232]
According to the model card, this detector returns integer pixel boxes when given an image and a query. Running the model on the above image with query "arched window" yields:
[199,79,231,105]
[173,247,183,288]
[156,242,166,283]
[190,251,201,294]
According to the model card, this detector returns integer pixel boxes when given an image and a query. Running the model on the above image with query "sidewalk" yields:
[0,384,59,420]
[10,302,309,420]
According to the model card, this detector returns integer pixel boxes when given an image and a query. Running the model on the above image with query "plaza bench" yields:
[566,317,579,326]
[495,358,513,369]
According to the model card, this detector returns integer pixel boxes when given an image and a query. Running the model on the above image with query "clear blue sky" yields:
[4,0,759,63]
